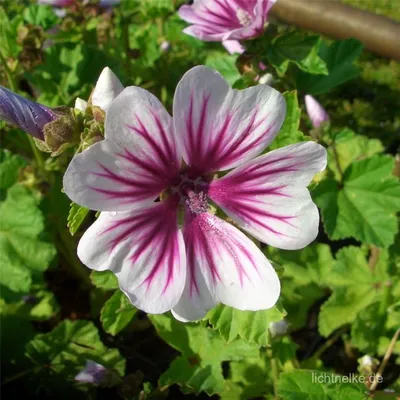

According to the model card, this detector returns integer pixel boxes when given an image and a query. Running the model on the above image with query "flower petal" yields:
[64,87,181,212]
[77,200,186,314]
[173,66,285,174]
[171,211,280,322]
[91,67,124,112]
[209,142,327,250]
[222,39,245,54]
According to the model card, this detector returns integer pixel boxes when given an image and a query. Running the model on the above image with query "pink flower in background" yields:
[38,0,75,7]
[305,95,329,128]
[179,0,277,44]
[63,66,326,322]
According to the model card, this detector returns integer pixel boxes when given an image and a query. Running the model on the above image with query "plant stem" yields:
[0,52,16,91]
[27,135,46,172]
[311,326,348,361]
[370,328,400,391]
[269,350,280,399]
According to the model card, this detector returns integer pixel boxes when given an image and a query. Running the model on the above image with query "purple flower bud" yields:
[0,86,56,140]
[75,360,108,385]
[305,95,329,129]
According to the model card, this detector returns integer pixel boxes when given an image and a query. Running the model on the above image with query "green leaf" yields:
[269,91,305,150]
[205,52,241,86]
[318,246,390,337]
[220,355,273,400]
[313,155,400,247]
[0,185,56,295]
[149,313,259,395]
[295,39,364,94]
[23,4,58,30]
[67,202,89,236]
[90,270,119,290]
[267,32,328,76]
[277,370,367,400]
[327,129,384,180]
[100,290,137,336]
[268,243,334,287]
[25,319,126,376]
[0,6,22,58]
[206,303,286,346]
[0,149,26,190]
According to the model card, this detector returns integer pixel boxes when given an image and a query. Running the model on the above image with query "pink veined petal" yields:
[208,141,328,250]
[171,211,280,322]
[222,39,245,54]
[77,199,186,314]
[173,66,285,175]
[64,87,181,212]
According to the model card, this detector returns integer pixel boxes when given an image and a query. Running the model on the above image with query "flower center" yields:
[185,190,209,215]
[164,171,211,215]
[236,8,253,27]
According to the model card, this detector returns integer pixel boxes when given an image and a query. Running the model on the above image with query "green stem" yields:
[0,52,16,91]
[58,227,91,289]
[269,350,280,399]
[310,326,348,361]
[27,135,46,172]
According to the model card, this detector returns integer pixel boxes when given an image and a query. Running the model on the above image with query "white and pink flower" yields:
[63,66,326,322]
[179,0,277,52]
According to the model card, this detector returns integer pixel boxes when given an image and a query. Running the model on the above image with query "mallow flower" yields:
[179,0,277,53]
[63,66,327,322]
[305,95,329,129]
[0,86,56,140]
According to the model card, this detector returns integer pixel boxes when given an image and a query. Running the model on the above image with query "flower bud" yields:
[0,86,56,140]
[305,95,329,129]
[269,319,289,338]
[75,360,120,387]
[90,67,124,113]
[160,40,171,53]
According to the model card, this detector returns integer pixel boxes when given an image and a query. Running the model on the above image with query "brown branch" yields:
[270,0,400,60]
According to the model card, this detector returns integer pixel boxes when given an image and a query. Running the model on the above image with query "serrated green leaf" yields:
[100,290,137,336]
[269,91,305,150]
[267,32,328,76]
[23,4,58,30]
[295,39,364,94]
[206,303,286,346]
[220,355,273,400]
[67,202,89,236]
[0,149,26,190]
[277,370,367,400]
[149,313,259,396]
[0,7,22,58]
[268,243,334,287]
[318,246,390,337]
[205,52,241,86]
[313,155,400,247]
[25,319,125,376]
[90,270,119,290]
[328,128,384,180]
[0,185,56,295]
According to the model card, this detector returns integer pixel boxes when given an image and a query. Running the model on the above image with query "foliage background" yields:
[1,0,399,399]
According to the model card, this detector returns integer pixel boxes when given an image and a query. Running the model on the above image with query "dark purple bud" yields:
[0,86,56,140]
